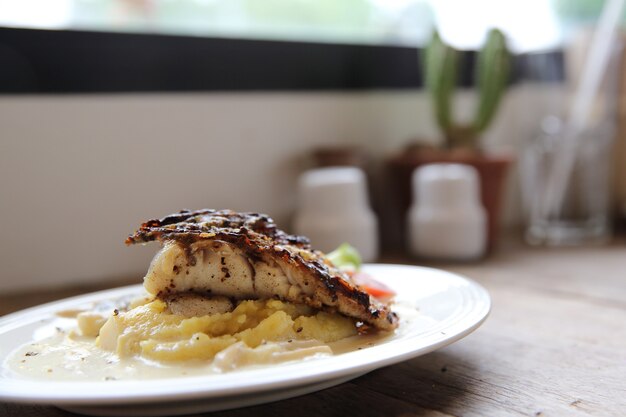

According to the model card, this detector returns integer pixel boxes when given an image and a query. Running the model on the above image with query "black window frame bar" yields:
[0,27,564,94]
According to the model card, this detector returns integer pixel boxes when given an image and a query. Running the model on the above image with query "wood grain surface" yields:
[1,240,625,417]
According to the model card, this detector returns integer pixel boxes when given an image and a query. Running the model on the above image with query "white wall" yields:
[0,85,564,292]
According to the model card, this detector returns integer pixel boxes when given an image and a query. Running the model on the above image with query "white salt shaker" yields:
[293,167,378,262]
[407,164,487,260]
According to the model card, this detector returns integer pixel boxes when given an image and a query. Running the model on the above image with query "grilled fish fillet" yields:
[126,209,398,331]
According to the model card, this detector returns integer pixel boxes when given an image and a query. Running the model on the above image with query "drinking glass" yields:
[520,116,614,245]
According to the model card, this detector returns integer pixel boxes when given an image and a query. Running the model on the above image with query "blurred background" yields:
[0,0,625,291]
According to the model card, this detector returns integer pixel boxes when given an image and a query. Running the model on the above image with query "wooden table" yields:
[2,240,625,417]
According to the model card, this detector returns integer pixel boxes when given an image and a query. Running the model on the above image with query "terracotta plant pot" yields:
[384,146,513,253]
[311,146,368,169]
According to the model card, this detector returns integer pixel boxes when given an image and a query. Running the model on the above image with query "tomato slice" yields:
[350,272,396,300]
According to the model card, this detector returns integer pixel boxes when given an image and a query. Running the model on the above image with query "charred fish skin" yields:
[126,209,308,248]
[127,209,399,331]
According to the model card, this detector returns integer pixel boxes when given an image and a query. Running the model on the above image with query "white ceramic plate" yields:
[0,264,490,416]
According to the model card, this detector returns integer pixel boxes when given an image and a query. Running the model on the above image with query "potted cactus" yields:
[385,29,513,252]
[425,29,510,149]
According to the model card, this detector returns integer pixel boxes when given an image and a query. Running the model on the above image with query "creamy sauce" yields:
[4,302,420,382]
[6,332,334,381]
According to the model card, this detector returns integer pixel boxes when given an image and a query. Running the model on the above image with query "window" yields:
[0,0,570,93]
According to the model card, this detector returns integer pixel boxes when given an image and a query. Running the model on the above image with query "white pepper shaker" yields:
[293,167,378,262]
[407,163,486,260]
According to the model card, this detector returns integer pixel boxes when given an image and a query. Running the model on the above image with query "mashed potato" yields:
[88,298,358,363]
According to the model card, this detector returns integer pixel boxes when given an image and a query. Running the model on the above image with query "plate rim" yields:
[0,263,491,406]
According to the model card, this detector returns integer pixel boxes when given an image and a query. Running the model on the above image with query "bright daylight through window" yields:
[0,0,602,52]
